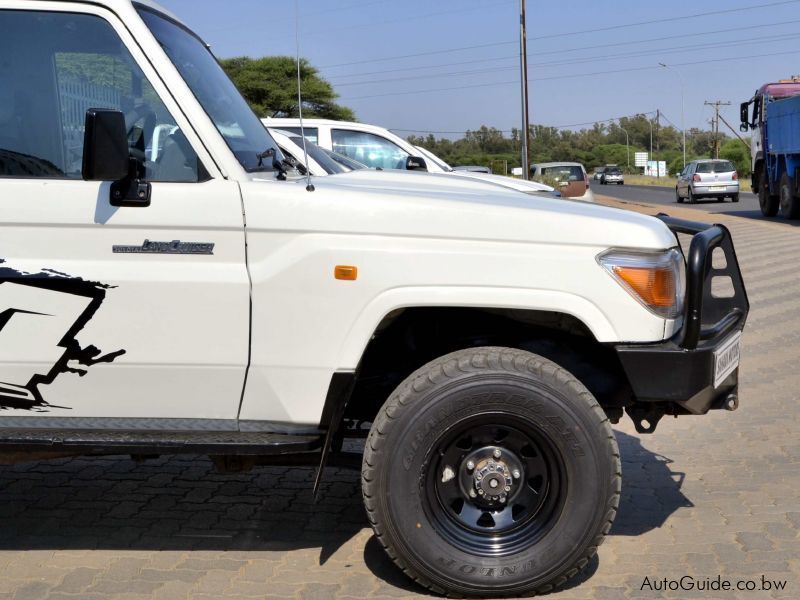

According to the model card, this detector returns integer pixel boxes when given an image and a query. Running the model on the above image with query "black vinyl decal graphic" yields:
[0,259,125,411]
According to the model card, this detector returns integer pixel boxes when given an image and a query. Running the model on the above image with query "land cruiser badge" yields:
[112,240,214,254]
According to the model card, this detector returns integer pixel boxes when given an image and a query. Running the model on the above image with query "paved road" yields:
[0,200,798,599]
[588,181,800,227]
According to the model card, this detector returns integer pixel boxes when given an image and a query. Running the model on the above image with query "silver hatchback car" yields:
[676,159,739,203]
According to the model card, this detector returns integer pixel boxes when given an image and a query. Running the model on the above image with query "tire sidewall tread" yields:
[362,347,621,597]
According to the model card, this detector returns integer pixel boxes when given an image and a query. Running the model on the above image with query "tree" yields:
[220,56,355,120]
[720,138,751,177]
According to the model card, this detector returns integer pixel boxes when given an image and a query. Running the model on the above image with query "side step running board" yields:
[0,429,323,455]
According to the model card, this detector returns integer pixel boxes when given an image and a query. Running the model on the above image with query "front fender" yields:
[336,286,658,370]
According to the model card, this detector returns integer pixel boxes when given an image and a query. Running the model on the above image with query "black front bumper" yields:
[615,215,749,420]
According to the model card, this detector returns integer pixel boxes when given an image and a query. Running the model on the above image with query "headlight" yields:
[597,248,685,319]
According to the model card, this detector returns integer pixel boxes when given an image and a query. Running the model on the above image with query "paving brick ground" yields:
[0,198,798,599]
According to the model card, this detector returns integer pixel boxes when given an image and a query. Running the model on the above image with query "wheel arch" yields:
[340,304,634,427]
[337,287,618,371]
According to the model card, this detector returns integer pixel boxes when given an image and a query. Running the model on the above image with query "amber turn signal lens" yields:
[612,265,675,308]
[334,265,358,280]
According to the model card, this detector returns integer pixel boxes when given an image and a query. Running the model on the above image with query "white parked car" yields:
[267,128,360,175]
[0,1,749,597]
[263,118,560,197]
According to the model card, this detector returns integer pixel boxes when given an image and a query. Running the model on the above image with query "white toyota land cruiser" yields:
[0,1,748,596]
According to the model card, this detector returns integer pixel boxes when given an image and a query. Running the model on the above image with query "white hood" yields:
[253,169,677,250]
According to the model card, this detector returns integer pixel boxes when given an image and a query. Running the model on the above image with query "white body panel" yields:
[237,170,674,424]
[0,178,249,419]
[1,0,682,430]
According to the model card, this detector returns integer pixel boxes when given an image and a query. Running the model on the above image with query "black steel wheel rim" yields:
[421,411,565,557]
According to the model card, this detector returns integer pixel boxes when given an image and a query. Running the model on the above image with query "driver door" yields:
[0,7,249,425]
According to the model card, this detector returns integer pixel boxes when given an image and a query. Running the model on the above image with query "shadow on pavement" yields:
[611,430,693,535]
[0,430,691,593]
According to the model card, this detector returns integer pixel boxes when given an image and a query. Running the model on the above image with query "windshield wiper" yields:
[257,147,287,180]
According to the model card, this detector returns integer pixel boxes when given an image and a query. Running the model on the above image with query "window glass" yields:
[695,161,735,174]
[139,9,281,173]
[541,165,584,181]
[331,130,409,170]
[276,127,319,145]
[0,10,203,181]
[285,137,346,174]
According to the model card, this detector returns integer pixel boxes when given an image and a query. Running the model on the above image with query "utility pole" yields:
[519,0,530,180]
[618,125,629,169]
[705,100,731,158]
[655,109,660,178]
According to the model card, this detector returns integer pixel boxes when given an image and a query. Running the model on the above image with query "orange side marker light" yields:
[334,265,358,281]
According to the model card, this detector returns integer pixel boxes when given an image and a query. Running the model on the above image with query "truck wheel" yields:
[778,173,800,219]
[676,187,683,203]
[362,347,620,597]
[758,168,779,216]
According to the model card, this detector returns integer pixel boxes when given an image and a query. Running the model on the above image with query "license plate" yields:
[709,185,726,192]
[714,331,742,388]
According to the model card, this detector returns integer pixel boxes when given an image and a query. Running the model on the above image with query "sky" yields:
[156,0,800,139]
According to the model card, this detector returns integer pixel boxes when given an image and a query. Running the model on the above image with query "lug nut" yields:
[512,469,521,479]
[469,489,477,498]
[476,474,482,481]
[499,495,506,503]
[493,448,502,459]
[505,486,511,492]
[466,460,475,471]
[478,489,484,496]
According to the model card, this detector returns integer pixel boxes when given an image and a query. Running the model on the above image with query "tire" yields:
[362,347,621,597]
[676,187,683,203]
[778,172,800,219]
[731,193,739,203]
[688,188,696,204]
[757,166,779,216]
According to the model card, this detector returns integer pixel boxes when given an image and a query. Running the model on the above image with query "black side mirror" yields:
[739,101,749,127]
[81,108,151,207]
[406,156,428,171]
[739,123,749,133]
[82,109,129,181]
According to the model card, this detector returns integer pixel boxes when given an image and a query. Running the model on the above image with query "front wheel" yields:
[779,172,800,219]
[758,167,779,216]
[363,347,621,597]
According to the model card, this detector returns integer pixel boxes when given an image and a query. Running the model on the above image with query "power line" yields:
[330,55,518,81]
[322,1,799,72]
[330,18,800,82]
[532,0,800,40]
[341,48,800,99]
[320,40,518,69]
[525,17,800,58]
[391,112,658,135]
[331,32,797,88]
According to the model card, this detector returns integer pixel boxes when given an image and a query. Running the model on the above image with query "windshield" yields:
[417,147,453,171]
[286,136,347,174]
[696,161,735,173]
[137,8,280,173]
